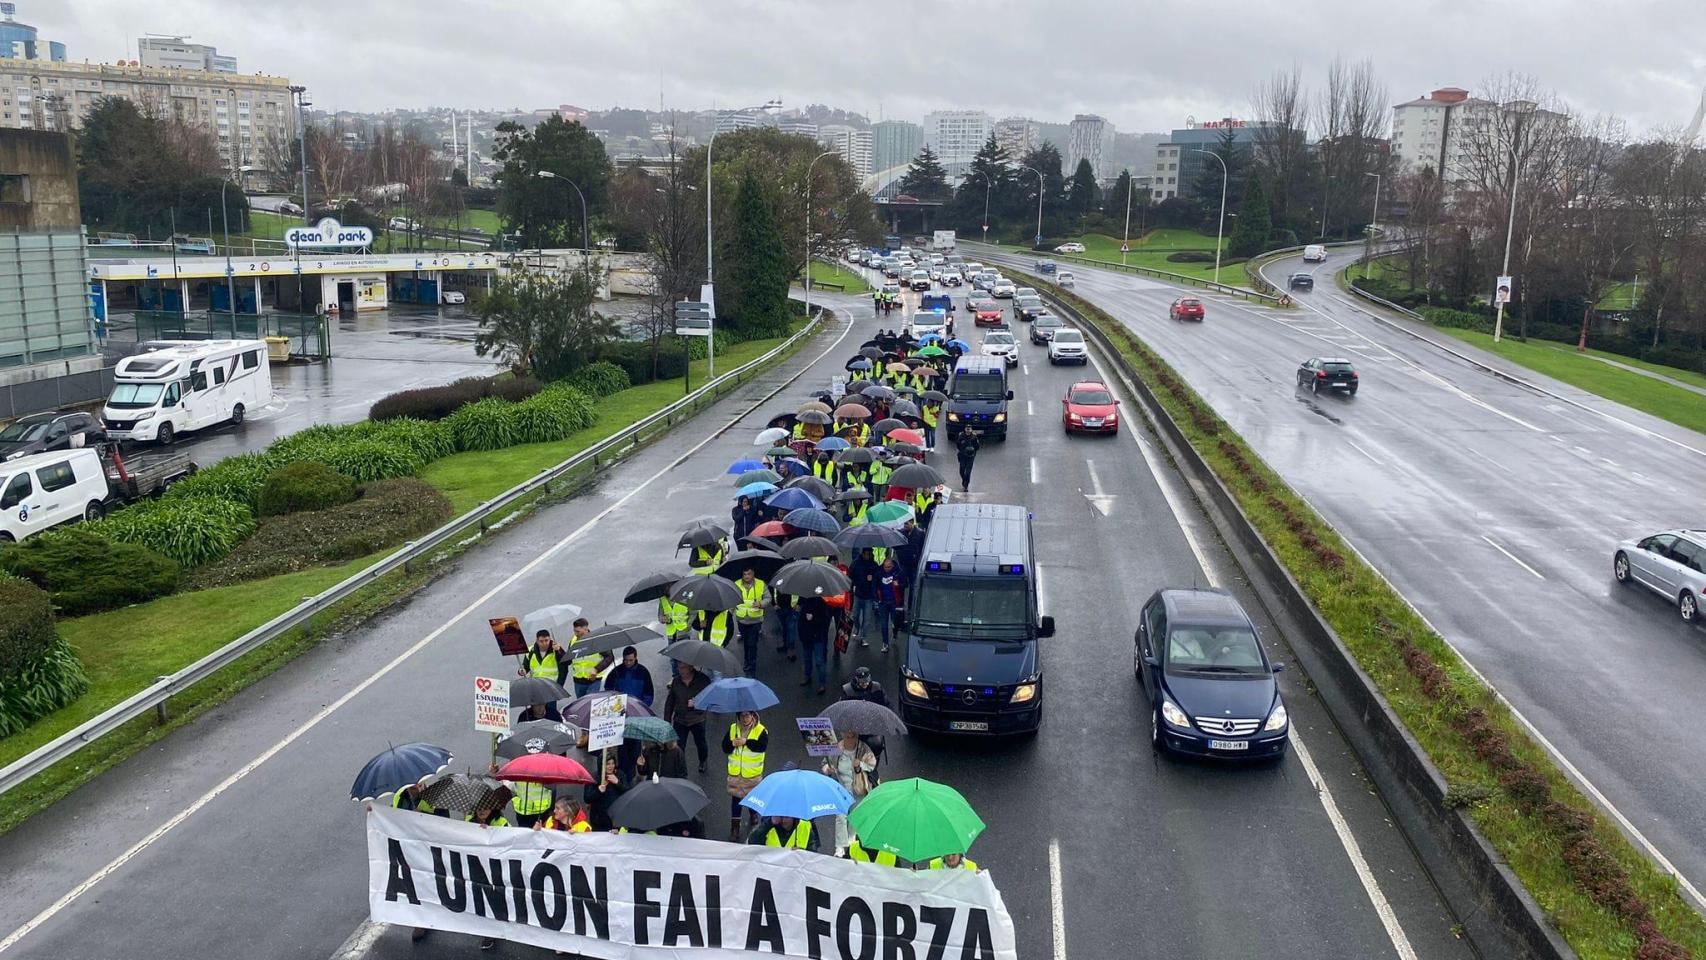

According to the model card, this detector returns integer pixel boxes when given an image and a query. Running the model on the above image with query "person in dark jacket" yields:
[840,666,892,763]
[663,661,713,773]
[955,428,981,491]
[602,647,655,706]
[849,548,881,647]
[872,557,906,654]
[896,517,926,577]
[585,754,627,832]
[797,596,833,694]
[731,496,759,542]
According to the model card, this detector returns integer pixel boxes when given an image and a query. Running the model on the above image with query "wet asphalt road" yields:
[975,241,1706,906]
[0,286,1474,960]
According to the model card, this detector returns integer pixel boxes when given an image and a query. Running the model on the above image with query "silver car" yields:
[1615,530,1706,622]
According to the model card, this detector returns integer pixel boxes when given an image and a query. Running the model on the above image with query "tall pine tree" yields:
[1068,158,1099,219]
[898,146,950,201]
[722,170,792,338]
[1226,176,1272,257]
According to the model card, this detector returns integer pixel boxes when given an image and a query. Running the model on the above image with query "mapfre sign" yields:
[286,217,375,249]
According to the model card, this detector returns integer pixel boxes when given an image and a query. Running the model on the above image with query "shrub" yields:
[86,495,256,567]
[320,438,425,483]
[257,460,356,516]
[567,361,631,398]
[186,477,454,588]
[444,396,520,451]
[162,451,280,511]
[0,575,56,676]
[512,385,596,444]
[366,417,456,462]
[369,374,541,421]
[1419,306,1493,333]
[0,576,87,737]
[1166,250,1218,263]
[0,529,181,615]
[601,341,688,385]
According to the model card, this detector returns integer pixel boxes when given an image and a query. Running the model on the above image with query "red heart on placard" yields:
[476,677,492,693]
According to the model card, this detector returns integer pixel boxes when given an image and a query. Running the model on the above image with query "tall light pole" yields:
[1195,149,1228,284]
[1020,165,1044,250]
[704,99,781,380]
[803,150,836,326]
[219,170,253,323]
[535,170,589,253]
[288,85,310,223]
[969,169,993,244]
[1121,170,1135,265]
[1363,171,1382,280]
[1492,102,1536,343]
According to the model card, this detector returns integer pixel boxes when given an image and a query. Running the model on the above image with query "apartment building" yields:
[923,110,991,166]
[1068,114,1116,179]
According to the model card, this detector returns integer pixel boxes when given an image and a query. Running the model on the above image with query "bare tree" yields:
[1314,57,1389,239]
[1392,166,1446,296]
[1250,65,1312,232]
[1613,130,1706,347]
[606,130,706,377]
[1540,116,1639,349]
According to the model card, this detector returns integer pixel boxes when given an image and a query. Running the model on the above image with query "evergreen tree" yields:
[721,170,792,338]
[1190,127,1247,214]
[1103,169,1133,218]
[950,135,1012,236]
[1016,144,1067,243]
[1226,176,1272,257]
[898,146,950,201]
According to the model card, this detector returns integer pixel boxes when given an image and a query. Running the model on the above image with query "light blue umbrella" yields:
[848,358,874,371]
[946,338,971,352]
[694,677,780,713]
[917,332,945,344]
[727,458,765,475]
[739,769,856,819]
[736,481,779,499]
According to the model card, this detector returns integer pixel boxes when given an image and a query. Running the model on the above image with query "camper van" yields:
[102,340,273,444]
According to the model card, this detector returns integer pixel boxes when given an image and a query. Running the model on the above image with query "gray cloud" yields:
[37,0,1706,135]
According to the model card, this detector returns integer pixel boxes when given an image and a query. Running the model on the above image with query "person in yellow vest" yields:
[844,496,869,526]
[847,836,900,866]
[852,421,871,447]
[734,568,768,676]
[722,710,768,840]
[518,629,566,721]
[746,815,817,851]
[534,796,591,833]
[508,780,554,828]
[812,451,837,484]
[692,539,725,573]
[566,618,613,698]
[868,457,892,501]
[913,486,932,515]
[694,607,733,647]
[466,801,510,829]
[390,784,439,815]
[841,463,869,493]
[791,419,807,439]
[658,596,691,641]
[927,852,979,871]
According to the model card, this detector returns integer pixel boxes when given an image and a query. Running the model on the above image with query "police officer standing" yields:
[955,428,982,492]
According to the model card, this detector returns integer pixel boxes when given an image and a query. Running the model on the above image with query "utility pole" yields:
[1195,149,1228,284]
[1493,102,1533,343]
[289,85,310,223]
[1020,165,1044,249]
[1121,171,1134,265]
[1364,172,1381,280]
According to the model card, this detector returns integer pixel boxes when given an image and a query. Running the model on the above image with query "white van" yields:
[102,340,274,444]
[0,448,111,541]
[1302,244,1327,262]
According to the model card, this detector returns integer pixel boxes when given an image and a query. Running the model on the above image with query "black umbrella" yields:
[890,400,921,418]
[624,570,684,605]
[818,699,909,737]
[495,720,581,761]
[921,389,949,403]
[715,548,787,581]
[510,676,571,708]
[661,639,744,676]
[797,410,833,426]
[780,535,840,560]
[835,524,908,550]
[834,487,872,504]
[668,573,745,612]
[575,622,667,656]
[420,773,506,814]
[885,442,924,457]
[772,560,853,597]
[679,515,727,534]
[843,380,873,395]
[858,346,884,359]
[741,534,784,552]
[564,691,657,727]
[608,776,712,831]
[893,385,919,398]
[888,462,945,489]
[677,526,725,550]
[783,475,837,502]
[864,386,898,402]
[873,418,907,434]
[350,742,453,802]
[835,447,876,466]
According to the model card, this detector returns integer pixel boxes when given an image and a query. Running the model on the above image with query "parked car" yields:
[0,448,112,540]
[1288,273,1314,291]
[970,298,1005,327]
[440,290,466,305]
[991,279,1017,299]
[1303,244,1327,262]
[1029,313,1064,344]
[1169,297,1205,322]
[1615,530,1706,623]
[1062,380,1119,434]
[1296,357,1359,395]
[1136,588,1289,759]
[0,411,105,462]
[1013,295,1045,321]
[1047,328,1088,365]
[982,329,1019,367]
[1054,242,1087,254]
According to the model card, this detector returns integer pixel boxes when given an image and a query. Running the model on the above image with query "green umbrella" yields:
[623,716,679,744]
[847,778,984,862]
[736,468,784,486]
[865,501,914,526]
[766,446,794,459]
[915,344,949,358]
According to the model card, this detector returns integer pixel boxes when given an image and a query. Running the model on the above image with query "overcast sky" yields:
[38,0,1706,135]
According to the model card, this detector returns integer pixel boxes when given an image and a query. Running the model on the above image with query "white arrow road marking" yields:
[1082,459,1115,516]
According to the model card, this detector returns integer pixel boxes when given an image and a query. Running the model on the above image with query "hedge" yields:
[512,385,596,444]
[0,577,87,737]
[319,438,425,483]
[257,461,356,516]
[369,374,541,422]
[86,495,256,567]
[1419,305,1494,333]
[601,341,689,385]
[186,477,453,589]
[163,451,280,511]
[566,361,631,398]
[0,529,181,615]
[444,396,520,451]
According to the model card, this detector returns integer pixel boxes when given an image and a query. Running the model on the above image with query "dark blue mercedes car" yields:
[1134,589,1289,759]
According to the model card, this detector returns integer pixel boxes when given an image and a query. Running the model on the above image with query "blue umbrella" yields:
[765,487,825,512]
[777,456,812,478]
[946,338,971,352]
[917,332,945,344]
[784,507,842,534]
[848,358,874,371]
[816,436,851,451]
[694,677,781,713]
[736,481,779,499]
[727,458,765,475]
[350,742,453,802]
[740,769,857,819]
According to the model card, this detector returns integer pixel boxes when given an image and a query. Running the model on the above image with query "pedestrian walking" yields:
[797,595,832,694]
[602,646,654,707]
[896,516,926,578]
[663,661,712,773]
[519,629,567,721]
[722,710,768,840]
[774,592,798,662]
[839,666,892,764]
[734,567,769,676]
[732,495,759,543]
[693,606,734,647]
[820,729,877,855]
[502,768,554,829]
[566,618,613,698]
[642,740,690,779]
[658,594,691,642]
[955,428,981,491]
[849,548,881,648]
[874,557,906,654]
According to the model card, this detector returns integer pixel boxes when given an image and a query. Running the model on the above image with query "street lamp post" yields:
[969,169,993,245]
[1194,149,1229,285]
[704,99,781,380]
[1493,102,1535,343]
[219,178,240,325]
[288,86,310,224]
[534,170,589,254]
[803,150,836,328]
[1019,165,1044,250]
[1122,171,1135,265]
[1364,172,1382,280]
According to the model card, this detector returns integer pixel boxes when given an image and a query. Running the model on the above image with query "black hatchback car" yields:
[1297,357,1358,395]
[0,410,104,461]
[1135,589,1288,759]
[1288,273,1314,291]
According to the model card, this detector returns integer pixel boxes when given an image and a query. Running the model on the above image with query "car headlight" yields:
[947,412,961,422]
[1067,413,1081,422]
[904,679,928,699]
[1264,701,1289,731]
[992,413,1006,423]
[134,410,156,421]
[1161,698,1190,729]
[1010,683,1036,704]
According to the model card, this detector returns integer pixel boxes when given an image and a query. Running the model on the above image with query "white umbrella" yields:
[754,427,790,446]
[521,603,583,641]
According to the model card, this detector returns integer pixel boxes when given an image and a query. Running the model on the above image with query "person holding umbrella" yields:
[955,427,982,492]
[733,566,769,676]
[747,815,819,851]
[797,595,833,694]
[722,709,769,840]
[664,661,712,773]
[519,630,568,721]
[821,729,878,855]
[849,548,881,649]
[566,618,614,698]
[732,495,760,543]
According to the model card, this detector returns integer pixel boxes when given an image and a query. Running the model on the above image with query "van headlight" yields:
[1009,683,1036,704]
[133,410,156,421]
[992,413,1006,423]
[1160,698,1190,729]
[904,679,928,699]
[947,412,961,422]
[1264,701,1289,731]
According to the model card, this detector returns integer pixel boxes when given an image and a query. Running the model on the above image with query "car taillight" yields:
[1316,370,1328,378]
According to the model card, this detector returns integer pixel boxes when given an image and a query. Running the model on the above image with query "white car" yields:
[982,330,1019,367]
[1048,328,1088,365]
[927,267,943,282]
[1014,287,1037,300]
[963,262,984,277]
[991,279,1016,298]
[441,290,466,305]
[940,271,963,287]
[1303,244,1327,262]
[1054,242,1086,254]
[908,311,949,341]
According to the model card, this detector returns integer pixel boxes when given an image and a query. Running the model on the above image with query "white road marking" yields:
[1048,838,1068,960]
[1022,364,1030,376]
[1083,459,1115,516]
[1030,456,1039,484]
[0,309,861,957]
[1481,535,1546,580]
[1345,439,1384,467]
[1027,400,1034,416]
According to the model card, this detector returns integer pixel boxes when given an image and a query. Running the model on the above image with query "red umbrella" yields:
[496,753,594,786]
[887,428,925,446]
[788,439,817,456]
[752,520,793,538]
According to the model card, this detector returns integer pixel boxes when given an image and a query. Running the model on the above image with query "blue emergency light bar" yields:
[1001,564,1025,575]
[926,560,950,572]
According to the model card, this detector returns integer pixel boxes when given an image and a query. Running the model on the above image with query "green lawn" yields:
[1598,280,1639,311]
[1011,230,1248,286]
[1438,329,1706,435]
[797,261,870,295]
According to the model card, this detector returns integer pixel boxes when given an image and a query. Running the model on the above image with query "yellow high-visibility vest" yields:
[698,610,732,646]
[869,461,892,487]
[927,856,979,871]
[763,820,812,849]
[568,636,602,681]
[846,501,868,525]
[659,598,691,637]
[848,839,898,866]
[391,791,434,814]
[726,721,767,778]
[736,579,766,623]
[921,405,939,428]
[813,458,836,482]
[525,648,559,680]
[511,780,553,815]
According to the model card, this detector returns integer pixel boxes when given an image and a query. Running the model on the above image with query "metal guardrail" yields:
[0,309,831,798]
[962,240,1285,306]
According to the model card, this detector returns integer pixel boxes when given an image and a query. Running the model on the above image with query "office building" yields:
[778,114,818,138]
[1151,118,1288,202]
[715,109,765,133]
[993,116,1036,158]
[923,110,991,166]
[871,119,921,173]
[1068,114,1116,179]
[0,4,63,63]
[820,125,872,178]
[137,36,236,74]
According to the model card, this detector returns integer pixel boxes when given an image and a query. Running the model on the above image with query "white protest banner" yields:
[369,805,1016,960]
[474,676,511,735]
[586,693,628,751]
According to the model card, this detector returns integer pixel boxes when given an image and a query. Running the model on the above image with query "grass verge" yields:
[798,261,871,295]
[1010,230,1250,287]
[1028,271,1706,959]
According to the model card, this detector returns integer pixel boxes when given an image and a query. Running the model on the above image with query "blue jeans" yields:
[574,678,596,698]
[852,597,877,639]
[801,639,828,686]
[876,601,896,646]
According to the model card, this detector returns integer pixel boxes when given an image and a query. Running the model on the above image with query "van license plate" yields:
[948,721,989,732]
[1209,739,1249,751]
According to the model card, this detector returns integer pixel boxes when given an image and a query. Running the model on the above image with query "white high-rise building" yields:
[138,36,237,73]
[1391,87,1567,186]
[923,110,991,166]
[993,116,1036,157]
[819,125,872,178]
[715,110,764,133]
[1068,114,1115,179]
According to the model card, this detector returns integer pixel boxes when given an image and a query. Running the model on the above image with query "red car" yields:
[1169,297,1205,322]
[1062,380,1120,435]
[971,298,1004,327]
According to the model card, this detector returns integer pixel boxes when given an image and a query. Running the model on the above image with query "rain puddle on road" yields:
[1293,393,1344,424]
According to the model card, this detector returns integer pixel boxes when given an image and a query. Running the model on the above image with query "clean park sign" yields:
[285,217,375,249]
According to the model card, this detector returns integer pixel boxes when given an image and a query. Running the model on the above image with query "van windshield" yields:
[108,383,164,409]
[950,375,1006,400]
[914,576,1029,633]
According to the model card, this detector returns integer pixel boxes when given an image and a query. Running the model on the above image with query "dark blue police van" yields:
[943,355,1012,441]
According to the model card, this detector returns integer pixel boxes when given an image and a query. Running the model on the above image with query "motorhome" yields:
[102,340,273,444]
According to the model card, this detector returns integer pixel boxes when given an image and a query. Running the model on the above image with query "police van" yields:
[899,503,1054,735]
[102,340,273,444]
[943,355,1011,441]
